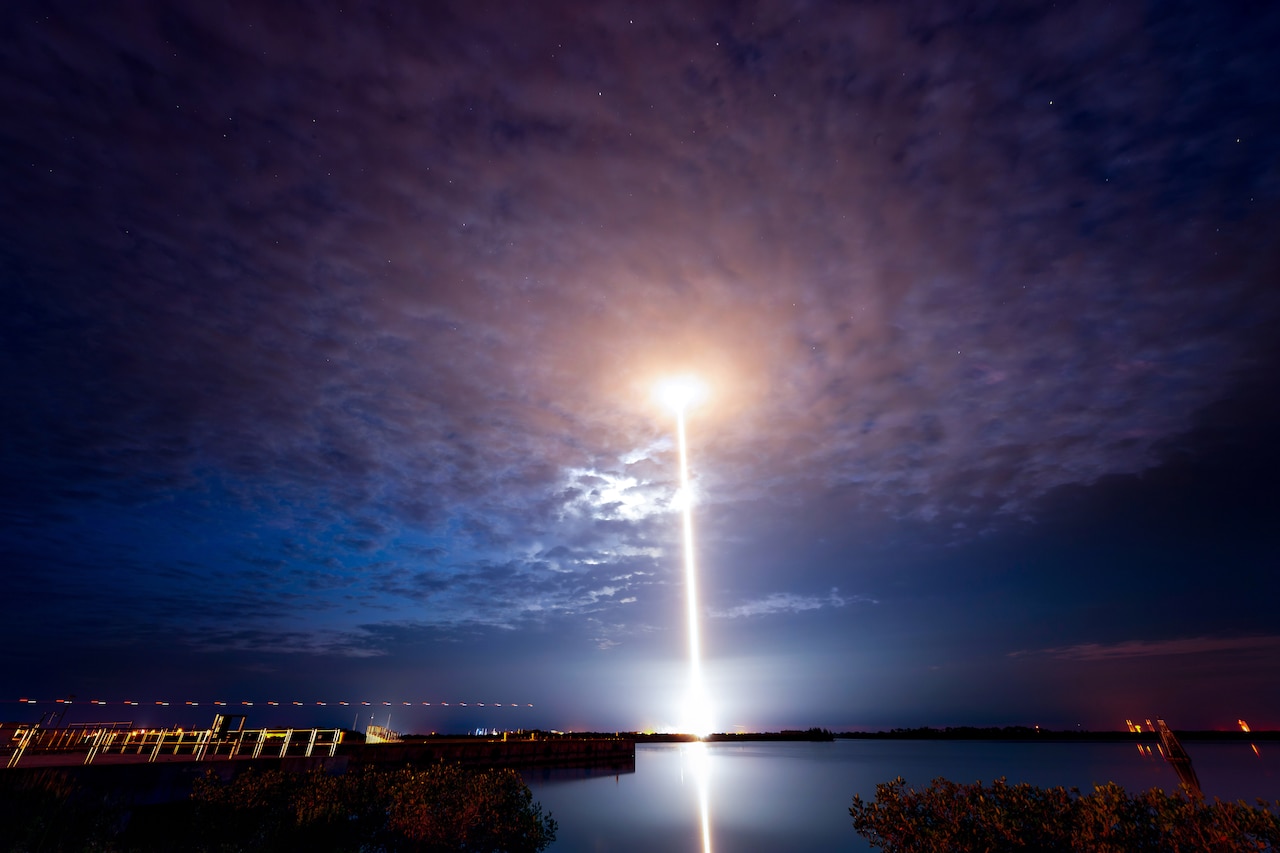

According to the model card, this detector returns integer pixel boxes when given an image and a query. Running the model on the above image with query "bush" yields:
[850,777,1280,853]
[0,763,554,852]
[0,769,127,852]
[190,764,557,852]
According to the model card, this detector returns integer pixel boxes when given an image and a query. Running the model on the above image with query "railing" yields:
[3,723,343,767]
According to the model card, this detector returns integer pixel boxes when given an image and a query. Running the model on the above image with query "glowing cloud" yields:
[655,375,708,413]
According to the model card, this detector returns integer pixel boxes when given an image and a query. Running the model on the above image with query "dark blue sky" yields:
[3,0,1278,734]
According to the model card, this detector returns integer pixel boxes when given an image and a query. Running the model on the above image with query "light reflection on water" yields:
[527,740,1280,852]
[683,743,713,853]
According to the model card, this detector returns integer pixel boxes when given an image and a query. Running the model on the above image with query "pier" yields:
[2,717,635,806]
[2,716,342,768]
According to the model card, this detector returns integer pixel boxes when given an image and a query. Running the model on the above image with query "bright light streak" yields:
[696,744,713,852]
[683,742,714,852]
[658,375,713,737]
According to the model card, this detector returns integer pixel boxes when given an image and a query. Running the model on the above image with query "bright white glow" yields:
[655,375,707,413]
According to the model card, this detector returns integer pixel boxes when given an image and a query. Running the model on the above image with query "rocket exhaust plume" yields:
[657,376,712,737]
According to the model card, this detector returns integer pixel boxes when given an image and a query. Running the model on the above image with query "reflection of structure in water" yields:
[1155,719,1202,797]
[520,757,637,786]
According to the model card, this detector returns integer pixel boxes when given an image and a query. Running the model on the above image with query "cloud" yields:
[711,588,872,619]
[559,466,673,523]
[5,0,1276,548]
[2,0,1277,729]
[187,627,389,658]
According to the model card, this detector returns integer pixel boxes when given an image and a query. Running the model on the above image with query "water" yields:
[526,740,1280,852]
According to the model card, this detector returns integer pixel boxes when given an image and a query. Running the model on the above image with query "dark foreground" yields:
[851,777,1280,853]
[0,763,557,852]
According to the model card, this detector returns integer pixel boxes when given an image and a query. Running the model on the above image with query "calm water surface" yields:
[526,740,1280,852]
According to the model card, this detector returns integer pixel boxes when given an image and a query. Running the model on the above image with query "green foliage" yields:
[373,764,558,852]
[189,764,557,852]
[851,776,1280,853]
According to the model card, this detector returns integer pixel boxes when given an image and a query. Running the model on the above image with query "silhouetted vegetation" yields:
[188,764,555,852]
[837,725,1280,742]
[0,768,128,852]
[842,726,1098,740]
[851,776,1280,852]
[0,764,555,852]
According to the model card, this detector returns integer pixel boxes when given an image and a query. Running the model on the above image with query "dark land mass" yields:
[640,728,836,742]
[836,726,1280,743]
[550,728,836,743]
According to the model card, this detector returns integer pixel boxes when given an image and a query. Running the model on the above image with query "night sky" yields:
[3,0,1278,735]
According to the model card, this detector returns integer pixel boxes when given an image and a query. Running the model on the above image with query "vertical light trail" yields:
[661,377,714,850]
[673,395,712,737]
[656,374,711,737]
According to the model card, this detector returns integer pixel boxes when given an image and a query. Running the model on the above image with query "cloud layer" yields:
[2,0,1278,729]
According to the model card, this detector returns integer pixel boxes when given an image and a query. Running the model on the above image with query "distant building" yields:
[365,723,402,744]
